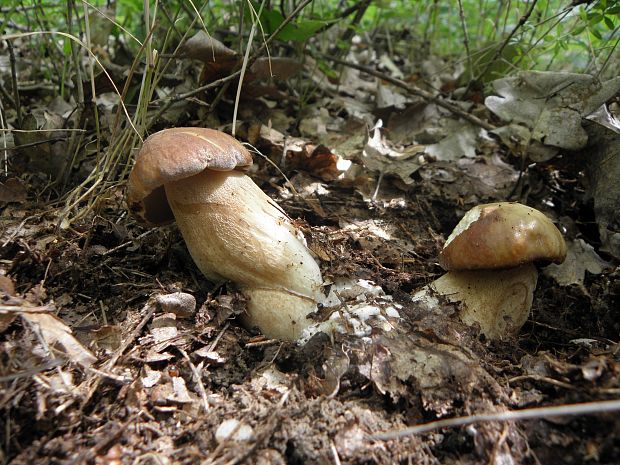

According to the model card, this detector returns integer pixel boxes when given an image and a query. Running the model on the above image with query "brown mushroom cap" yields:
[439,202,567,271]
[127,128,253,226]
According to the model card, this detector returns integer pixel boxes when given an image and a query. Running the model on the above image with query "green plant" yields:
[1,0,617,226]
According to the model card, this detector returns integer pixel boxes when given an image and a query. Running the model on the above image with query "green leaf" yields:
[587,12,603,24]
[595,0,608,9]
[63,39,72,56]
[317,60,340,82]
[288,19,329,41]
[591,28,603,39]
[604,16,615,30]
[571,25,586,35]
[252,4,327,42]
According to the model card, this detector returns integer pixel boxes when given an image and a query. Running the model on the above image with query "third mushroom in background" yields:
[415,202,567,340]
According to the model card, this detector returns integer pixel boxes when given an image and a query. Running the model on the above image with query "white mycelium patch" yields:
[299,278,402,343]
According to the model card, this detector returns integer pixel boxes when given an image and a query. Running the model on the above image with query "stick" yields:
[320,53,495,131]
[373,399,620,441]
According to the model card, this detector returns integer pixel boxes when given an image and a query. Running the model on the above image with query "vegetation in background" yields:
[2,0,618,75]
[0,0,618,223]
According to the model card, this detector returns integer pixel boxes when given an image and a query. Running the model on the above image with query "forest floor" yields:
[1,35,619,465]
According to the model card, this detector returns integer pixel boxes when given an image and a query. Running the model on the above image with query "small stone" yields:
[215,419,253,443]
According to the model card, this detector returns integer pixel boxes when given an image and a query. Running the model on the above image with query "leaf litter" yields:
[0,28,619,465]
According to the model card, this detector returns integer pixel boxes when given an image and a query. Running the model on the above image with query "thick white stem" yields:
[241,287,319,340]
[164,170,323,340]
[427,264,538,339]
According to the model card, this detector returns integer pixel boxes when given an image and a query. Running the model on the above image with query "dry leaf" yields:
[544,239,611,287]
[0,178,27,203]
[22,312,97,367]
[90,325,122,352]
[150,313,178,343]
[178,30,237,63]
[486,71,620,161]
[362,121,425,184]
[249,57,301,81]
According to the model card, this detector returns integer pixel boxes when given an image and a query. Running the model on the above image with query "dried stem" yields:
[463,0,539,97]
[373,399,620,440]
[6,39,22,128]
[457,0,474,83]
[321,53,495,131]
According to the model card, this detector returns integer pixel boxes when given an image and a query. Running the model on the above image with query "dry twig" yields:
[373,399,620,440]
[320,53,495,131]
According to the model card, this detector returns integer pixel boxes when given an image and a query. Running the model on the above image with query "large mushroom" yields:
[127,127,323,340]
[416,202,567,339]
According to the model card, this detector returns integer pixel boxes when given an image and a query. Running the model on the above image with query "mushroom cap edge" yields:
[439,202,567,271]
[126,127,253,226]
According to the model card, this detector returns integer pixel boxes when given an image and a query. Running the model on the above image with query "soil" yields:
[2,151,619,465]
[1,41,619,465]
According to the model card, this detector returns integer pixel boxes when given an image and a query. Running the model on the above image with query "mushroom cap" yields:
[127,128,253,226]
[439,202,567,270]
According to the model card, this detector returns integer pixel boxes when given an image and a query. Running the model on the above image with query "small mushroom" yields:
[421,202,567,339]
[127,128,323,340]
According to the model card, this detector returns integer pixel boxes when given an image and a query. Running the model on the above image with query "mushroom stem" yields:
[164,169,323,340]
[241,287,319,340]
[430,263,538,339]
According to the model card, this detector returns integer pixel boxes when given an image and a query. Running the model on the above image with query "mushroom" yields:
[419,202,567,339]
[127,127,323,340]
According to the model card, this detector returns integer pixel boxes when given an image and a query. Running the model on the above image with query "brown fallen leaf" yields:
[21,312,97,367]
[287,144,341,182]
[0,275,17,332]
[544,238,612,287]
[362,122,426,185]
[0,177,27,203]
[90,325,122,353]
[255,124,342,181]
[178,30,238,64]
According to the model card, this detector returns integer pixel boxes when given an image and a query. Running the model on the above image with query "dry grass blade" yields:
[373,399,620,440]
